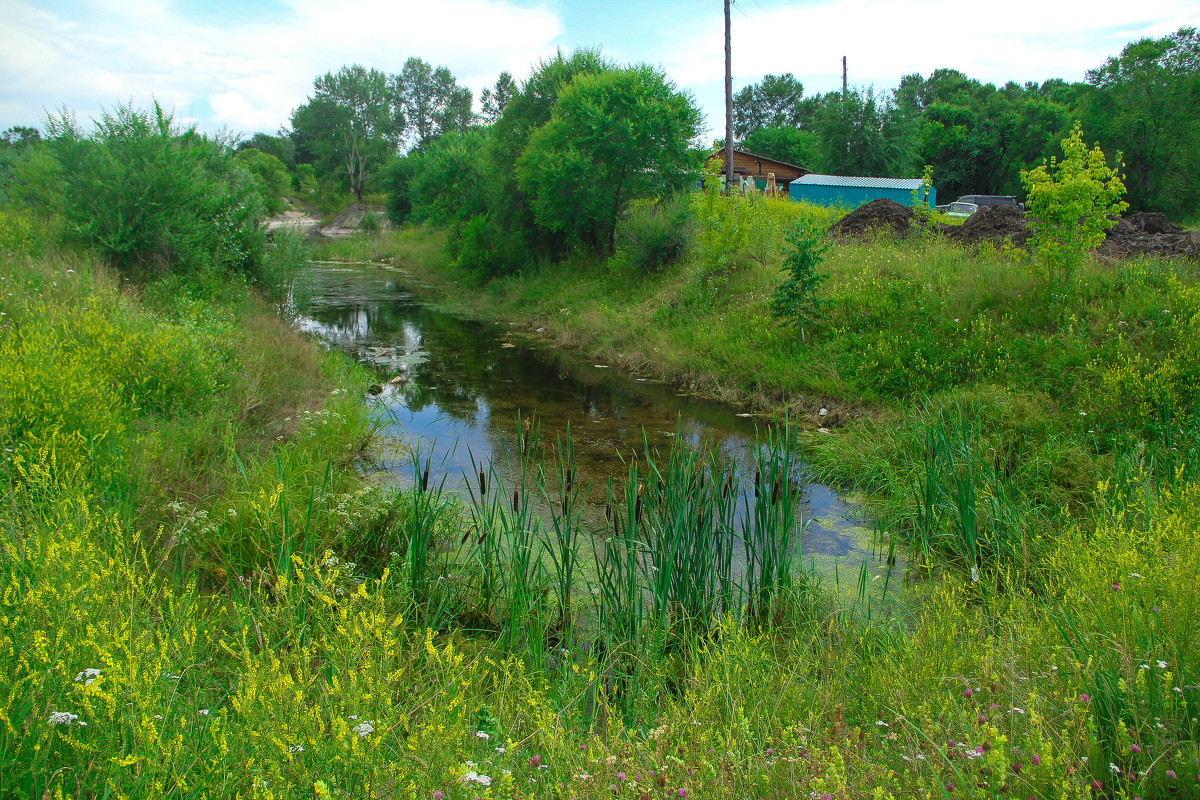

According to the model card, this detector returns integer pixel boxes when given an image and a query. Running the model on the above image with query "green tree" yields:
[395,57,473,151]
[742,125,820,169]
[479,71,517,125]
[1082,26,1200,216]
[236,148,290,214]
[770,223,830,342]
[290,65,403,201]
[819,87,916,176]
[237,131,295,169]
[515,63,702,255]
[732,73,815,140]
[1021,123,1127,287]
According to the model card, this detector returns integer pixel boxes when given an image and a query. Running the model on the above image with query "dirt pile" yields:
[317,204,390,239]
[828,198,915,237]
[1100,211,1197,259]
[946,205,1031,247]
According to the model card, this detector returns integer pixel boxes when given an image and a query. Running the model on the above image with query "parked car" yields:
[957,195,1024,211]
[934,201,980,218]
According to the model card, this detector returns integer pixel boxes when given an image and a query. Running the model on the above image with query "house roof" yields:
[792,174,926,190]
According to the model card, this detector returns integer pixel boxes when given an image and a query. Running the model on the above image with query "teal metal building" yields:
[788,174,935,208]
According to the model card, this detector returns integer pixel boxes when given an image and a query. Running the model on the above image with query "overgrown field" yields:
[3,184,1200,800]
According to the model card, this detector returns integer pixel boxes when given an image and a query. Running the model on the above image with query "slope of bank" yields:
[320,212,1200,561]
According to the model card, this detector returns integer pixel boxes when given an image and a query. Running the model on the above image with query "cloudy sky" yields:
[2,0,1198,141]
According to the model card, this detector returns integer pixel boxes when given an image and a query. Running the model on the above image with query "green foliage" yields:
[732,73,817,139]
[769,223,829,340]
[820,86,918,177]
[236,147,291,215]
[613,194,695,274]
[44,103,265,280]
[515,63,702,255]
[1021,123,1127,286]
[291,65,403,201]
[395,56,473,152]
[741,124,821,169]
[478,70,517,125]
[1084,26,1200,216]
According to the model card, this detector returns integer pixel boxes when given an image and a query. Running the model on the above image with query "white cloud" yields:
[1,0,564,133]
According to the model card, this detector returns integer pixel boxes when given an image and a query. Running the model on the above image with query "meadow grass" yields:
[3,202,1200,799]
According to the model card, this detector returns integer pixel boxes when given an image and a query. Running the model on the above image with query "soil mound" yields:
[949,205,1030,247]
[829,198,914,237]
[1125,211,1183,236]
[1100,212,1198,259]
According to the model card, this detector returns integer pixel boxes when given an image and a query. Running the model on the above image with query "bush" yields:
[613,194,694,274]
[44,103,266,281]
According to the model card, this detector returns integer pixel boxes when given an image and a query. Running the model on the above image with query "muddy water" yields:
[297,262,900,593]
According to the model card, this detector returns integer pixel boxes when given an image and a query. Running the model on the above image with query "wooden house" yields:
[708,147,812,192]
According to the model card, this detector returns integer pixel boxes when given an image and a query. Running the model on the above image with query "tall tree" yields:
[395,57,473,151]
[732,73,814,140]
[515,64,702,255]
[478,71,517,125]
[290,65,403,201]
[1083,26,1200,215]
[818,87,916,177]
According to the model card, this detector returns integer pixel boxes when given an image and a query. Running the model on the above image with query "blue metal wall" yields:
[788,184,936,208]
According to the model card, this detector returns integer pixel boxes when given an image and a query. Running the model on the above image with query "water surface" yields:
[297,262,900,589]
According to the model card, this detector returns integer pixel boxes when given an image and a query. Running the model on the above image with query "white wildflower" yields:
[352,721,374,738]
[459,771,492,787]
[289,744,305,753]
[476,731,490,740]
[47,711,80,726]
[1128,572,1143,578]
[1110,763,1121,774]
[1157,660,1168,669]
[875,720,889,727]
[494,746,506,754]
[198,709,210,716]
[1140,664,1151,670]
[1009,707,1025,714]
[74,668,101,686]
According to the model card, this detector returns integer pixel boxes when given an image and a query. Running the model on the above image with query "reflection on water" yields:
[297,262,900,584]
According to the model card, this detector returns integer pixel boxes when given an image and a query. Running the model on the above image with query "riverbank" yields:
[3,225,1198,798]
[319,215,1200,570]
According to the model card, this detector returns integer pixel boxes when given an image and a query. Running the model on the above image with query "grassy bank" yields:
[3,194,1199,800]
[323,199,1200,573]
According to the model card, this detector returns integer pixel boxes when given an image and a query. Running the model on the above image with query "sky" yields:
[2,0,1199,142]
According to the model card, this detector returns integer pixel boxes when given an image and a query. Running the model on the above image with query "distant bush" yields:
[614,194,694,274]
[236,147,291,215]
[44,103,266,281]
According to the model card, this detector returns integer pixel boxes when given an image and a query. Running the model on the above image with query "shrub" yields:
[1021,123,1127,287]
[44,103,266,281]
[770,222,830,341]
[614,194,694,273]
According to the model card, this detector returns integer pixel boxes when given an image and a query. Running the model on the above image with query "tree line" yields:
[1,28,1195,280]
[735,27,1199,216]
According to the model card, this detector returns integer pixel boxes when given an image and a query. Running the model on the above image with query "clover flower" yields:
[47,711,82,726]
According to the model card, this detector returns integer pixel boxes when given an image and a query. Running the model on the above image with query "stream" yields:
[296,261,903,599]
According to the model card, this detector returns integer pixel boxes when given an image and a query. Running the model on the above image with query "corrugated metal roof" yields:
[793,174,925,190]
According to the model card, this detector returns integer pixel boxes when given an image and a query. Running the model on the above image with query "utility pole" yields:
[724,0,733,194]
[842,56,848,99]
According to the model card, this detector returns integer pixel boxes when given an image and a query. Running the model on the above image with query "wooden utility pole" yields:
[842,56,848,99]
[724,0,733,194]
